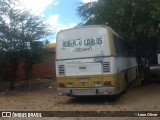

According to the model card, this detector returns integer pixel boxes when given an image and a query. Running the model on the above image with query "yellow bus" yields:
[56,25,137,96]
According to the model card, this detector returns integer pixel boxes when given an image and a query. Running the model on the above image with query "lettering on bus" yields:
[73,47,93,52]
[62,37,103,48]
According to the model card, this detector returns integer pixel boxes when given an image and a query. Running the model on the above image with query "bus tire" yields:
[136,68,138,79]
[124,73,128,92]
[124,80,127,92]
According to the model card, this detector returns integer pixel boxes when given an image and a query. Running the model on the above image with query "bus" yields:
[56,25,137,96]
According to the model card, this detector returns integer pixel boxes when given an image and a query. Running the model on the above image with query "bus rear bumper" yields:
[57,87,119,96]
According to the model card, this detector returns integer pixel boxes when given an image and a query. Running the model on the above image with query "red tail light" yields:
[103,81,111,86]
[58,83,65,88]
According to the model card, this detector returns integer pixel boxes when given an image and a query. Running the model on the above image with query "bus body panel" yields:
[56,64,137,96]
[56,25,137,96]
[56,26,111,60]
[56,66,137,96]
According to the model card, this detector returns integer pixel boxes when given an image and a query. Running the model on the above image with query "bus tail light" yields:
[103,81,111,86]
[58,83,65,88]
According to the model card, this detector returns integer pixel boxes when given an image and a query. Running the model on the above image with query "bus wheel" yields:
[124,73,128,92]
[136,68,138,79]
[124,80,127,92]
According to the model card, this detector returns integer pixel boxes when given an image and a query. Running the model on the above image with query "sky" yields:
[19,0,98,43]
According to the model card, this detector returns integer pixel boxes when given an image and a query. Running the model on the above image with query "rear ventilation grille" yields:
[58,65,65,75]
[102,62,110,73]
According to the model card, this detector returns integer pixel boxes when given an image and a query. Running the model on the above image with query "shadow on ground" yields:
[66,94,123,105]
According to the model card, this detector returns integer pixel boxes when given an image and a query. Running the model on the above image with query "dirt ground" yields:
[0,78,160,120]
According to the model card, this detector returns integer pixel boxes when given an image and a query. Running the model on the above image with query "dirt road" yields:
[0,79,160,120]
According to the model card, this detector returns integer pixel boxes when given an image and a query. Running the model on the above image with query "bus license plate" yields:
[73,89,96,95]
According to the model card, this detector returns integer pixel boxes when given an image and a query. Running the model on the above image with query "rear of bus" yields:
[56,25,118,96]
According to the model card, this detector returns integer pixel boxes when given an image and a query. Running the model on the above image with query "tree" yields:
[0,0,53,89]
[77,0,160,68]
[22,41,44,89]
[44,39,50,44]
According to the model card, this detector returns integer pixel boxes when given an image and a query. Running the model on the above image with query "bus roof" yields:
[57,25,121,39]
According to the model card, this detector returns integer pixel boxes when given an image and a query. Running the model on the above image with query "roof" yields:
[57,25,121,38]
[43,43,56,49]
[58,25,110,33]
[43,43,56,52]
